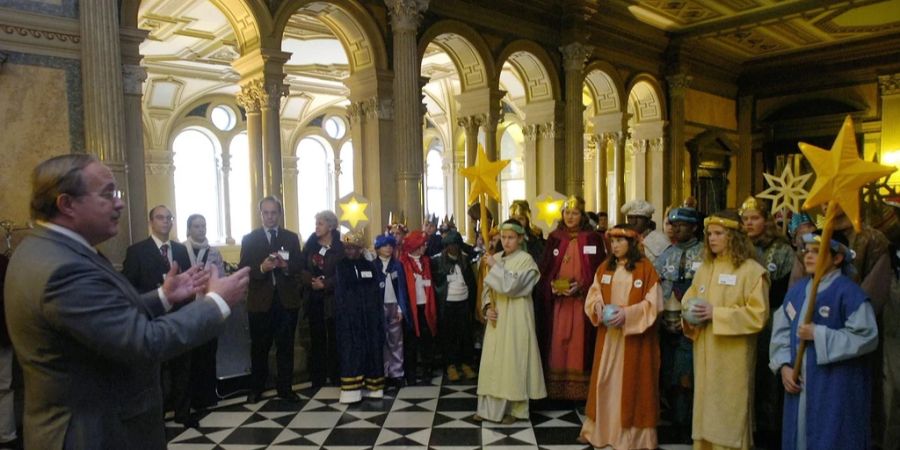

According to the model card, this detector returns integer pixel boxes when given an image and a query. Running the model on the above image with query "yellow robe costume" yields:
[683,256,769,450]
[476,249,547,421]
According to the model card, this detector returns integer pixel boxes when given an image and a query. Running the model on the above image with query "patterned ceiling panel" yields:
[637,0,723,25]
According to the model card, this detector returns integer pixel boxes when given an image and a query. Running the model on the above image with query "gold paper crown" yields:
[509,200,532,217]
[388,211,407,227]
[562,195,586,212]
[439,214,456,229]
[341,229,366,247]
[739,196,765,216]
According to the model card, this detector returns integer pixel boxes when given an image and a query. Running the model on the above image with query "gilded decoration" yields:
[879,74,900,96]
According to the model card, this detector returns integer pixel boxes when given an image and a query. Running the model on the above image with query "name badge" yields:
[423,279,432,287]
[786,302,797,321]
[601,274,612,284]
[718,274,737,286]
[318,247,328,256]
[583,245,597,255]
[691,262,702,271]
[391,272,398,280]
[360,271,373,278]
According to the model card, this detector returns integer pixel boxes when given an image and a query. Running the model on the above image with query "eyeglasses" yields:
[99,190,124,201]
[153,214,174,222]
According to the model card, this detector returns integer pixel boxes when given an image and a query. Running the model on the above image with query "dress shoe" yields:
[246,390,262,404]
[446,364,460,382]
[277,390,300,403]
[460,363,477,380]
[175,416,200,429]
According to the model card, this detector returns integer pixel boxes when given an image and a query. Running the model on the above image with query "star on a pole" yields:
[756,164,811,215]
[533,191,566,231]
[338,193,369,229]
[458,144,510,204]
[799,115,896,231]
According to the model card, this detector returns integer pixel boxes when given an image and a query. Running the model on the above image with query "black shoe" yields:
[0,438,19,449]
[246,390,262,404]
[175,416,200,429]
[277,390,300,403]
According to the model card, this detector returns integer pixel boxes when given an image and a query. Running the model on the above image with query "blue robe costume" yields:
[376,255,411,380]
[335,257,386,399]
[769,270,878,450]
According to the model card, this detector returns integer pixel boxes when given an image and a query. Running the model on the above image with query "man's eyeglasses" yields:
[99,190,124,201]
[153,214,174,222]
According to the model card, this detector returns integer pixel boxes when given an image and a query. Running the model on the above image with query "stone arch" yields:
[496,40,561,103]
[121,0,270,54]
[273,0,388,74]
[583,61,625,115]
[419,20,495,92]
[626,74,665,122]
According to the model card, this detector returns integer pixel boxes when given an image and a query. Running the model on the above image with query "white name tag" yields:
[391,272,398,280]
[718,274,737,286]
[360,271,373,278]
[318,247,328,256]
[423,279,432,287]
[583,245,597,255]
[786,302,797,321]
[691,262,702,271]
[601,274,612,284]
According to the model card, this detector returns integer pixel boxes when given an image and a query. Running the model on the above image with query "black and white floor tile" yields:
[165,374,692,449]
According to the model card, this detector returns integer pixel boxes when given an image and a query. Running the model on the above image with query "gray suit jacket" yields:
[3,226,226,449]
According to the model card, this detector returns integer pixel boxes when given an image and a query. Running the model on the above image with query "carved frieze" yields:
[879,74,900,96]
[385,0,429,33]
[523,123,541,142]
[560,42,592,72]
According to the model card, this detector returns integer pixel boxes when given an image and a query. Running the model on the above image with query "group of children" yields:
[324,194,889,450]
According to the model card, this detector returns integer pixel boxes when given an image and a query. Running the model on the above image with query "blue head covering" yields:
[668,207,700,224]
[789,212,814,236]
[374,234,397,249]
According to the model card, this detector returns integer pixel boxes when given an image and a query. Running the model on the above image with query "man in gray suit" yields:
[3,154,250,449]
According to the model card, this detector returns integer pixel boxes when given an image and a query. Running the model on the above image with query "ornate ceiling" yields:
[613,0,900,61]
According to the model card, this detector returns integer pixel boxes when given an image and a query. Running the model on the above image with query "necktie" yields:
[160,243,170,271]
[268,229,277,251]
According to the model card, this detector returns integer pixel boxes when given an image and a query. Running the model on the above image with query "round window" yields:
[211,105,237,131]
[324,116,346,139]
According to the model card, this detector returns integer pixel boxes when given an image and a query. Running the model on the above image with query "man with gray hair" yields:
[4,154,249,449]
[239,196,303,403]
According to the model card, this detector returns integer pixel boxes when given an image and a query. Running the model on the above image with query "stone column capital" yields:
[666,73,693,97]
[878,73,900,96]
[122,64,147,96]
[541,121,561,139]
[560,42,593,72]
[523,123,541,142]
[386,0,429,33]
[457,115,484,134]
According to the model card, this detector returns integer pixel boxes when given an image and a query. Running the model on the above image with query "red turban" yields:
[402,230,427,253]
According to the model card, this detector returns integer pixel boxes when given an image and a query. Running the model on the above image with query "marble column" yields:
[541,121,565,193]
[631,139,648,200]
[282,155,300,234]
[648,137,666,224]
[458,114,483,243]
[236,86,264,230]
[879,74,900,164]
[261,78,288,199]
[347,94,395,235]
[387,0,429,225]
[81,0,130,261]
[220,152,235,245]
[483,110,501,219]
[583,134,597,210]
[523,123,540,201]
[613,131,627,223]
[737,95,754,202]
[120,26,149,240]
[666,73,691,205]
[560,42,592,196]
[597,133,609,212]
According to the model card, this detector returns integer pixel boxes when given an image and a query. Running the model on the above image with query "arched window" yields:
[297,136,335,239]
[229,132,251,240]
[500,124,525,219]
[425,138,446,218]
[173,128,222,242]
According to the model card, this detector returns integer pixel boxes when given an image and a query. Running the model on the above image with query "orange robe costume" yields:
[581,258,662,449]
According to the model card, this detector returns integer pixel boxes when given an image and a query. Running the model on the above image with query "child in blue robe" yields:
[770,230,878,450]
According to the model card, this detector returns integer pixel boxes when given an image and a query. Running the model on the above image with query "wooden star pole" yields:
[791,116,896,382]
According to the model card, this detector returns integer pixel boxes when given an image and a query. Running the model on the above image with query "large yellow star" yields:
[338,194,369,229]
[458,145,510,204]
[757,164,811,214]
[799,115,896,231]
[533,191,566,231]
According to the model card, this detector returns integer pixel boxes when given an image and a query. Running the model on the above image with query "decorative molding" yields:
[350,96,394,121]
[666,73,693,97]
[541,121,560,139]
[122,64,146,96]
[385,0,430,33]
[879,74,900,96]
[457,115,484,134]
[629,139,649,155]
[146,163,174,176]
[0,7,80,59]
[649,137,665,153]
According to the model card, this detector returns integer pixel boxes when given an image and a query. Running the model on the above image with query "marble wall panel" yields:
[0,0,78,18]
[0,55,78,231]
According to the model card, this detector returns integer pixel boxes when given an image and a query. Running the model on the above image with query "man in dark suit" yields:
[4,154,249,449]
[239,196,303,403]
[122,205,198,428]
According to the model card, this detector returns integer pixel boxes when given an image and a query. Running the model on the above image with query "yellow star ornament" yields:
[458,145,510,204]
[338,193,369,229]
[757,164,811,215]
[533,191,566,231]
[799,115,896,231]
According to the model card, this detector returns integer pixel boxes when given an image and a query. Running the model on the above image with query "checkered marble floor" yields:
[165,374,693,450]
